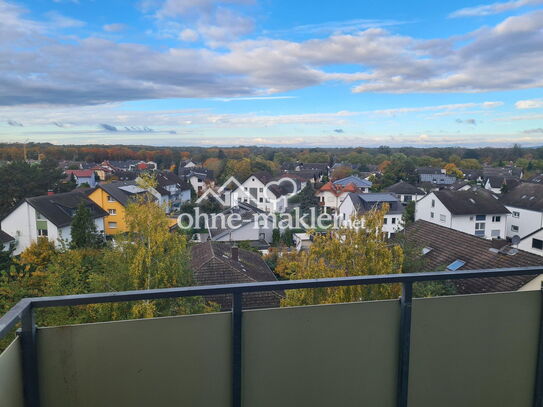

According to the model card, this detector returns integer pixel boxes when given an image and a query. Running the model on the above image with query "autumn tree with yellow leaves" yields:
[275,205,404,306]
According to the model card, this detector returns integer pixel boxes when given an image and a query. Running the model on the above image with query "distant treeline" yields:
[0,142,539,169]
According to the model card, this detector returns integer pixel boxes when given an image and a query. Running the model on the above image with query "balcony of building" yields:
[1,267,543,407]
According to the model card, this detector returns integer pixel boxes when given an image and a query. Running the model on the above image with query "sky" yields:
[0,0,542,148]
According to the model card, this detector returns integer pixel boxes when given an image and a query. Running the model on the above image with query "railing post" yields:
[533,282,543,407]
[397,282,413,407]
[19,304,40,407]
[232,292,243,407]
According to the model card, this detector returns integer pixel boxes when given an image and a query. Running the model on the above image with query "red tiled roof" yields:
[65,169,94,178]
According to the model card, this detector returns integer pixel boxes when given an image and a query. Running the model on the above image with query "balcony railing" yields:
[1,266,543,407]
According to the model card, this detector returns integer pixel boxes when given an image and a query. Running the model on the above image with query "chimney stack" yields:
[231,245,239,262]
[47,190,54,196]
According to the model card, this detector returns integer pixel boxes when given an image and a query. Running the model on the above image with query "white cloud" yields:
[449,0,543,18]
[367,102,502,116]
[103,23,127,33]
[179,28,199,42]
[516,98,543,109]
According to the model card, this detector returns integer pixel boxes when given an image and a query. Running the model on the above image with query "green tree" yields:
[70,204,105,249]
[272,228,281,246]
[298,183,319,214]
[402,201,416,225]
[275,206,403,306]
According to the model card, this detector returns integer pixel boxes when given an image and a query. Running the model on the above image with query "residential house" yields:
[400,220,543,293]
[384,181,425,204]
[338,192,405,237]
[1,190,107,254]
[482,166,523,179]
[128,161,158,171]
[447,181,472,191]
[517,228,543,257]
[484,177,522,194]
[293,232,312,252]
[415,190,509,239]
[207,202,274,243]
[316,182,357,214]
[88,181,155,235]
[179,159,197,169]
[190,241,281,309]
[501,183,543,239]
[179,167,214,195]
[460,169,483,183]
[231,173,294,213]
[64,169,97,188]
[418,173,457,190]
[0,230,15,251]
[138,171,191,213]
[333,175,372,192]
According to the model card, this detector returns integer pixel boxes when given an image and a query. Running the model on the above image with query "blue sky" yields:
[0,0,542,147]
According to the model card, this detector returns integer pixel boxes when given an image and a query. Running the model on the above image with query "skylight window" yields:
[422,247,433,255]
[447,260,465,271]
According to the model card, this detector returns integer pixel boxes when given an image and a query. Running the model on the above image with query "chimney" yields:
[231,245,239,262]
[491,239,508,250]
[47,190,54,196]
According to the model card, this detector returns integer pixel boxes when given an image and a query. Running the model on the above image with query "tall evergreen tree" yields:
[70,204,104,249]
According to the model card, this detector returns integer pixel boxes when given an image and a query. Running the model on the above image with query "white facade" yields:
[484,179,502,194]
[1,201,105,254]
[231,175,287,213]
[395,192,425,204]
[316,190,348,213]
[211,219,274,243]
[338,195,404,238]
[415,193,507,239]
[517,228,543,256]
[505,206,543,239]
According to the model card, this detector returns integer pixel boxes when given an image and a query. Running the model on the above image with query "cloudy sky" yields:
[0,0,542,147]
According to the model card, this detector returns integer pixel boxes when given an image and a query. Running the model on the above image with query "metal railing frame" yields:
[1,266,543,407]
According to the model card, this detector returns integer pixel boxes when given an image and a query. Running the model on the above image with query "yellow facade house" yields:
[88,181,150,235]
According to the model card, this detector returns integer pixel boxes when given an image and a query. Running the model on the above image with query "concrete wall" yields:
[2,291,538,407]
[0,337,25,407]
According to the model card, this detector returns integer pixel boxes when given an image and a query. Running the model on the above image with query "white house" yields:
[484,177,522,194]
[338,192,405,238]
[316,182,358,214]
[207,203,274,243]
[384,181,426,204]
[231,174,294,213]
[517,228,543,256]
[1,191,107,254]
[415,190,509,240]
[501,183,543,239]
[64,169,97,188]
[139,172,191,213]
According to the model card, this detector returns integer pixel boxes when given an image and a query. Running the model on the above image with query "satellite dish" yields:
[511,235,521,246]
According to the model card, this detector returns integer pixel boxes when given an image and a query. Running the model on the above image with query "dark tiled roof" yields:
[348,193,405,215]
[482,166,522,178]
[500,183,543,211]
[190,241,281,309]
[155,171,191,193]
[460,169,483,181]
[528,174,543,184]
[433,189,509,215]
[300,163,328,171]
[400,220,543,294]
[486,176,522,189]
[26,191,108,228]
[98,181,154,207]
[179,167,214,180]
[385,181,425,195]
[0,230,14,244]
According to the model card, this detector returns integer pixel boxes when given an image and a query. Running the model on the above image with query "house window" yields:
[513,211,520,218]
[37,229,48,237]
[404,195,412,202]
[431,199,435,208]
[108,222,118,229]
[391,217,396,224]
[259,188,263,193]
[511,225,519,232]
[475,215,486,221]
[107,195,115,202]
[259,197,264,203]
[533,239,543,250]
[492,216,501,222]
[430,212,434,218]
[475,222,485,231]
[439,214,446,223]
[384,218,388,224]
[108,209,117,215]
